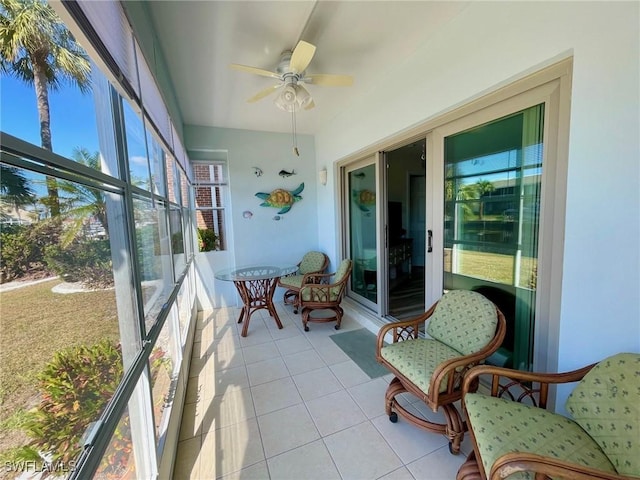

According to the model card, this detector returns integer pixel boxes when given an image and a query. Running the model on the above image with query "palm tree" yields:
[0,163,36,221]
[475,179,495,219]
[57,147,108,243]
[0,0,91,217]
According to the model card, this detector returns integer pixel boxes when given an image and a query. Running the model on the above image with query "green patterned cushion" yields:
[279,275,304,289]
[300,260,351,302]
[299,251,327,274]
[333,259,351,283]
[465,393,617,480]
[426,290,497,355]
[380,339,461,395]
[565,352,640,476]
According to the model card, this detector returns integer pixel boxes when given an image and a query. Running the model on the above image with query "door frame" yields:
[426,75,569,373]
[337,58,571,374]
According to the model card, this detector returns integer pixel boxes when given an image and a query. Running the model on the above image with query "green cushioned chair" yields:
[458,352,640,480]
[375,290,506,455]
[277,251,329,313]
[299,259,352,331]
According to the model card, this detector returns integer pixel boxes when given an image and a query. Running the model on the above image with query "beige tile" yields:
[281,349,325,376]
[211,345,245,372]
[192,341,205,359]
[175,307,470,480]
[379,466,416,480]
[324,422,403,479]
[185,375,205,404]
[292,367,343,401]
[406,444,466,479]
[205,418,265,478]
[198,424,218,479]
[313,342,351,366]
[274,334,313,356]
[348,377,390,419]
[202,387,256,432]
[246,357,289,386]
[179,401,204,440]
[189,356,209,378]
[242,342,281,365]
[257,403,320,458]
[174,436,202,479]
[218,461,270,480]
[238,319,274,347]
[305,389,367,436]
[211,328,242,353]
[371,413,448,464]
[205,365,250,399]
[251,376,302,416]
[266,440,341,480]
[329,359,371,388]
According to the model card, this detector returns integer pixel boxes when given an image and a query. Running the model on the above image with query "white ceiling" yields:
[145,1,470,135]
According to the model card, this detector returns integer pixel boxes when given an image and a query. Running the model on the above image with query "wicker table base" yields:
[234,277,282,337]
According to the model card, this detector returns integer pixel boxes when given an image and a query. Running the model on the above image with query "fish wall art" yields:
[278,169,296,177]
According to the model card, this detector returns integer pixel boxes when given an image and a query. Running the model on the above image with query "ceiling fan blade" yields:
[247,84,282,103]
[305,74,354,86]
[289,40,316,73]
[229,63,280,79]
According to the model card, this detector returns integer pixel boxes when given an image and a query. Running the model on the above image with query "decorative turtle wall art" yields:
[255,183,304,214]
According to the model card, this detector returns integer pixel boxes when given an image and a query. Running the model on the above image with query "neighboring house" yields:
[0,205,37,225]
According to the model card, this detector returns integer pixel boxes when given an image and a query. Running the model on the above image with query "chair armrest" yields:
[490,452,631,480]
[301,271,332,285]
[375,302,438,354]
[462,362,596,410]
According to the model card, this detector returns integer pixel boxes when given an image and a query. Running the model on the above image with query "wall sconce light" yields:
[319,167,328,186]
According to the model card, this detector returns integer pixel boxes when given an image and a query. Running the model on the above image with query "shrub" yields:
[171,231,184,254]
[197,228,218,252]
[44,238,113,289]
[0,218,62,282]
[16,340,125,466]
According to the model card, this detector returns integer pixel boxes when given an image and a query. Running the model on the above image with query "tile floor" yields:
[174,303,472,479]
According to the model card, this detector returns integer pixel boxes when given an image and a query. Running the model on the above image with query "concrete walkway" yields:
[0,276,59,293]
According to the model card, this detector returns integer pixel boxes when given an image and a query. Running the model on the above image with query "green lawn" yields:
[0,278,119,463]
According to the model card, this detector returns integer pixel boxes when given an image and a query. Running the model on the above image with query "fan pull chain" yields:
[291,109,300,156]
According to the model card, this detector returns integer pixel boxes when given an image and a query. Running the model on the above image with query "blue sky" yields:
[1,73,100,159]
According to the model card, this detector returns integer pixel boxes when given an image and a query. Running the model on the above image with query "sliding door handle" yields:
[427,229,433,252]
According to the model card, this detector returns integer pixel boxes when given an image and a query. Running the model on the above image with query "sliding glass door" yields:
[346,161,378,308]
[430,103,545,371]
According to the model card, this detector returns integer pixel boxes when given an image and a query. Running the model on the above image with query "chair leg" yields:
[442,403,466,454]
[301,309,310,331]
[334,306,343,330]
[384,377,465,455]
[456,451,482,480]
[283,290,302,314]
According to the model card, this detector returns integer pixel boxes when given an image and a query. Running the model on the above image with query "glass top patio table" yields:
[214,264,298,282]
[215,264,298,336]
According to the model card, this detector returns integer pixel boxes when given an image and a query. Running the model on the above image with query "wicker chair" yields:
[376,290,506,455]
[458,352,640,480]
[277,251,329,313]
[299,259,352,331]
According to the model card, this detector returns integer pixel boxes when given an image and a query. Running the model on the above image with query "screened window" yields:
[193,162,227,251]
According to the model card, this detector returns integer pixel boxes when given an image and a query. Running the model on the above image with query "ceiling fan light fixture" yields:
[274,84,298,112]
[295,85,313,110]
[274,83,314,112]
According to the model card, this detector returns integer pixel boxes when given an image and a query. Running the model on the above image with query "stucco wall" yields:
[312,1,639,409]
[185,126,320,309]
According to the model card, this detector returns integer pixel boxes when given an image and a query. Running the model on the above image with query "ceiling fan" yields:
[229,40,353,112]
